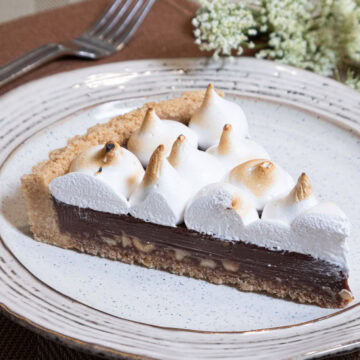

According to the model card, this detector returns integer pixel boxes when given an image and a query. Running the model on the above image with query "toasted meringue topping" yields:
[69,142,144,198]
[70,141,123,172]
[229,159,275,196]
[127,108,198,166]
[291,201,350,266]
[129,145,192,226]
[189,84,249,149]
[167,134,186,167]
[184,182,259,240]
[103,141,118,163]
[294,173,313,202]
[228,159,294,210]
[142,144,165,186]
[168,135,226,194]
[217,124,233,154]
[206,124,270,170]
[49,85,350,269]
[140,107,158,132]
[262,173,318,224]
[50,172,129,215]
[231,193,256,219]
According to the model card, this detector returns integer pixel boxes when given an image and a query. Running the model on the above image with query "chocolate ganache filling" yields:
[52,196,350,302]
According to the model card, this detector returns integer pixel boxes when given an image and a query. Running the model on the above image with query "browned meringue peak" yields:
[262,173,319,224]
[129,144,192,227]
[102,141,121,164]
[167,134,186,167]
[228,159,295,210]
[138,107,158,133]
[70,140,122,172]
[188,83,249,149]
[167,134,226,193]
[217,123,233,155]
[142,144,165,186]
[203,83,215,105]
[293,173,313,202]
[207,124,270,170]
[127,108,198,166]
[230,159,275,196]
[69,141,144,199]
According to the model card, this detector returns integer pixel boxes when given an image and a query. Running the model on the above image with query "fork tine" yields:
[110,0,155,48]
[97,0,135,40]
[87,0,124,36]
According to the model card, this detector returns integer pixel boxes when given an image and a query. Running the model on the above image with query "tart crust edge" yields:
[21,90,209,250]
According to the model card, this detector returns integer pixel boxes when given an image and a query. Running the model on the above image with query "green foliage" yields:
[193,0,360,87]
[345,69,360,90]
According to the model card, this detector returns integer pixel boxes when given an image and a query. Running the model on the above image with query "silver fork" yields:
[0,0,155,88]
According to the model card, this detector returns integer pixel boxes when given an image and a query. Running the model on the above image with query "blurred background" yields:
[0,0,84,23]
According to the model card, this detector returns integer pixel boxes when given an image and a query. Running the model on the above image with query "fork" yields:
[0,0,155,88]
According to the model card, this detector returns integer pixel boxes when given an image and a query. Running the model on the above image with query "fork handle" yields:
[0,43,68,88]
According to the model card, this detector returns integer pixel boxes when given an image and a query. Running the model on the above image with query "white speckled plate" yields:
[0,58,360,359]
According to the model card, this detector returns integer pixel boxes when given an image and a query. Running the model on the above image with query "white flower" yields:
[193,0,360,91]
[192,0,257,56]
[194,29,201,37]
[192,18,199,27]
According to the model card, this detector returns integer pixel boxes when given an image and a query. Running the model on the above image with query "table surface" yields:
[0,0,359,359]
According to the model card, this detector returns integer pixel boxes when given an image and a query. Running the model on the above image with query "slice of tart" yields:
[22,85,353,308]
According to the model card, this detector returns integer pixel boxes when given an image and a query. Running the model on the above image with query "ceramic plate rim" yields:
[0,57,360,359]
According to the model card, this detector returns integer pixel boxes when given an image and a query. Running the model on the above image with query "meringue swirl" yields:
[127,108,198,166]
[168,134,226,195]
[206,124,270,170]
[189,84,249,149]
[228,159,295,210]
[129,144,191,226]
[262,173,319,224]
[69,141,144,198]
